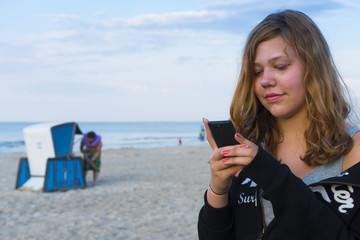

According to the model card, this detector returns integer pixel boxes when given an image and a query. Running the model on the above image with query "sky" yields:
[0,0,359,122]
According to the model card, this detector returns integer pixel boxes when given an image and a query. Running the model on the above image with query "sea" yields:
[0,122,207,155]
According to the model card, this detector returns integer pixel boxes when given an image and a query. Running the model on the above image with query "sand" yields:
[0,145,212,240]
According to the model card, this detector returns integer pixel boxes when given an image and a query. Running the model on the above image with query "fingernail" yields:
[236,133,243,140]
[222,158,229,163]
[240,145,248,149]
[222,150,229,155]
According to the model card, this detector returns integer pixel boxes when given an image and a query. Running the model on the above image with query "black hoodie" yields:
[198,147,360,240]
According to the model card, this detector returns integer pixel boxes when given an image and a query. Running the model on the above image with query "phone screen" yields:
[208,120,238,147]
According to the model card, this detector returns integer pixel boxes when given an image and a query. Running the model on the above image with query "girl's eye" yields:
[254,70,262,77]
[276,64,289,71]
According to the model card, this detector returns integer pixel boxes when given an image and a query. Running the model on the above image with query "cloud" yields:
[52,14,79,22]
[206,0,344,10]
[0,0,353,75]
[8,0,348,53]
[22,31,78,44]
[332,0,360,8]
[44,0,348,36]
[95,10,232,28]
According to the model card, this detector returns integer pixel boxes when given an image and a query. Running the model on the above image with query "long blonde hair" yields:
[230,10,353,166]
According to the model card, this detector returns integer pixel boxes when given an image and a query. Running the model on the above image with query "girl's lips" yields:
[265,93,284,102]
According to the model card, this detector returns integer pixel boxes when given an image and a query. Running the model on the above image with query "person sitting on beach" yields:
[198,10,360,239]
[80,131,102,186]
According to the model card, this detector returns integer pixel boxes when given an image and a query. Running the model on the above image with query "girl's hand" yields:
[220,132,258,170]
[203,118,258,195]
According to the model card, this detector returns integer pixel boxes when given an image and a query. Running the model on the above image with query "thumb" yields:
[203,118,217,150]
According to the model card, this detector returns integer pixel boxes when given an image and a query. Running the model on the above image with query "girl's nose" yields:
[260,69,276,88]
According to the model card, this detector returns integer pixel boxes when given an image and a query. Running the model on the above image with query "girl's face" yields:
[253,36,306,120]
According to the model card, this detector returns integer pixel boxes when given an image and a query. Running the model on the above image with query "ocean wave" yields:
[122,136,188,141]
[0,140,25,148]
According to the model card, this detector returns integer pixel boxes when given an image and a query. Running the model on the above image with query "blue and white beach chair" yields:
[15,122,86,192]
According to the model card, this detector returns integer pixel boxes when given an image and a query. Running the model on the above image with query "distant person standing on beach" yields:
[80,131,102,186]
[199,125,205,141]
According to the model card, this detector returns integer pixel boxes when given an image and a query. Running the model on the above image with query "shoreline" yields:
[0,141,208,157]
[1,145,212,239]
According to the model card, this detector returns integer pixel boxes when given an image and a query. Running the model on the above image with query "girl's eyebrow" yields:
[254,55,288,66]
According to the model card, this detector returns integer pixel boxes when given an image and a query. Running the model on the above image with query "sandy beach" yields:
[0,145,212,240]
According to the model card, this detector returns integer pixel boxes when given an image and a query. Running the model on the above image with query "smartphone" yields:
[208,120,238,148]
